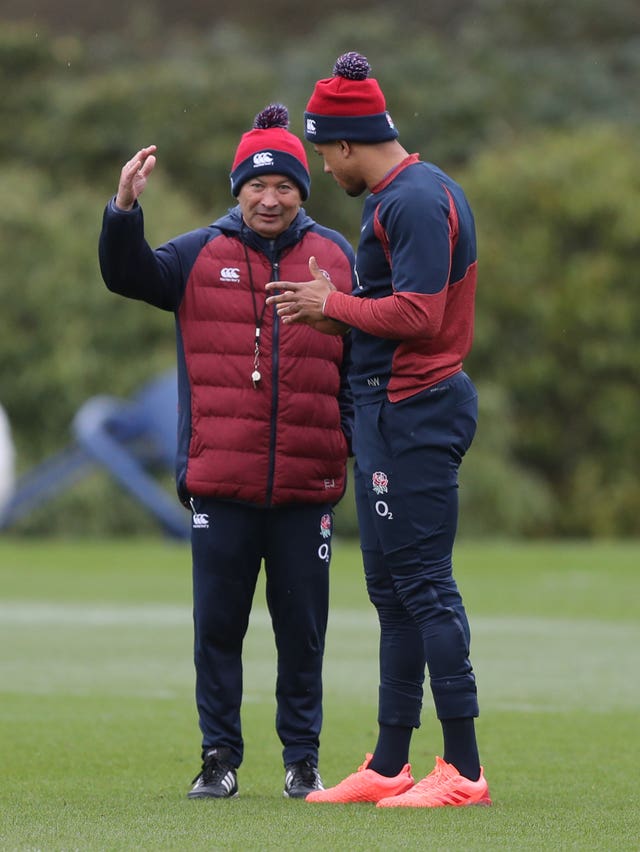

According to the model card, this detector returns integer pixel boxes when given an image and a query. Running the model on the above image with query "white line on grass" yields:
[0,601,638,640]
[1,602,638,712]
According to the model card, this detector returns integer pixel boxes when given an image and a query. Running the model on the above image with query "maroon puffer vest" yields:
[178,230,351,506]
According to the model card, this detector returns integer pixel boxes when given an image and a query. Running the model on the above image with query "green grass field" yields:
[1,537,639,850]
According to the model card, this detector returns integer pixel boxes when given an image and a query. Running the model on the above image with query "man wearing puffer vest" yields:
[98,104,355,801]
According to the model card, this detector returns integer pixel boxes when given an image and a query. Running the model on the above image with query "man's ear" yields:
[338,140,352,157]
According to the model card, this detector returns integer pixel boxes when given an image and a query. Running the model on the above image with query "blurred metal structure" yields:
[0,402,16,513]
[0,370,189,540]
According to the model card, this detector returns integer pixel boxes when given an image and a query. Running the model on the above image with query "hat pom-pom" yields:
[332,51,371,80]
[253,103,289,130]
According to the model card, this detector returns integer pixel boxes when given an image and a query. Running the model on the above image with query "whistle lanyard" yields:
[243,241,270,389]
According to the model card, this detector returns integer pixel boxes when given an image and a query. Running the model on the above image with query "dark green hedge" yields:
[1,6,638,537]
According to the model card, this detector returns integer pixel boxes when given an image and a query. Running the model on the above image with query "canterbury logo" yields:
[190,498,209,529]
[220,267,240,283]
[253,151,274,167]
[306,118,316,134]
[192,512,209,529]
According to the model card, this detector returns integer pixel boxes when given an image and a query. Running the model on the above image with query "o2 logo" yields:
[375,500,393,520]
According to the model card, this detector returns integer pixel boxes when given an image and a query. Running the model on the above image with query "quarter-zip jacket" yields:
[99,202,355,507]
[323,155,477,403]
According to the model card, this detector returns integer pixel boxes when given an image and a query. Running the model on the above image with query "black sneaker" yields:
[188,747,238,799]
[283,759,324,799]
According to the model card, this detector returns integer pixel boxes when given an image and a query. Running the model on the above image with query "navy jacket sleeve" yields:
[98,199,195,312]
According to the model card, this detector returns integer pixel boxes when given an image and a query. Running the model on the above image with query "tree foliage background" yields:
[1,0,639,537]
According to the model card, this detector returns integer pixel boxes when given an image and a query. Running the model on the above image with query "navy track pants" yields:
[190,498,333,768]
[353,371,480,727]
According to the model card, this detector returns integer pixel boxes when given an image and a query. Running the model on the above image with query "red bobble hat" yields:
[304,52,398,144]
[230,104,311,200]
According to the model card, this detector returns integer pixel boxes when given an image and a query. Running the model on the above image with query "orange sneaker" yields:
[305,754,415,803]
[376,756,491,808]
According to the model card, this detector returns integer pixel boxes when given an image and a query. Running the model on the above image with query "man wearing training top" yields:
[267,52,491,809]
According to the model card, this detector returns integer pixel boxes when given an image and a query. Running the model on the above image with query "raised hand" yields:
[115,145,158,211]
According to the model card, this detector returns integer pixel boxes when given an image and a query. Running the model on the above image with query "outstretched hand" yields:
[266,257,346,334]
[115,145,158,211]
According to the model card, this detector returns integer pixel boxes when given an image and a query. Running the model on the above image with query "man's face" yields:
[315,142,367,197]
[237,174,302,238]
